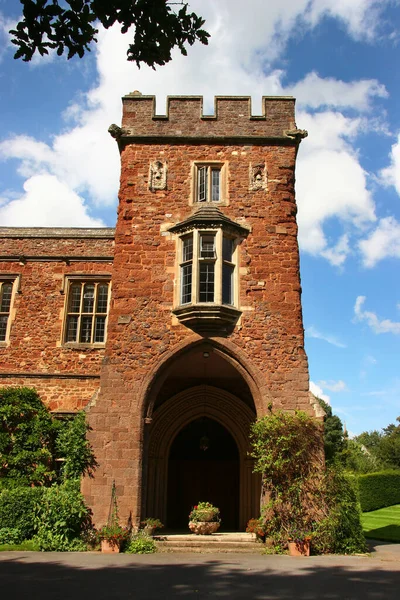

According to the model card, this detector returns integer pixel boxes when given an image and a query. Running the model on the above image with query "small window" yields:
[64,280,110,345]
[195,164,224,203]
[180,235,193,305]
[0,281,13,342]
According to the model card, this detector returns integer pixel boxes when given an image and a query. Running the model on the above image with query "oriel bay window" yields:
[170,205,249,328]
[179,231,236,306]
[64,279,110,344]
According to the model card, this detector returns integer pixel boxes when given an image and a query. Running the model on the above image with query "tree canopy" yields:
[11,1,210,67]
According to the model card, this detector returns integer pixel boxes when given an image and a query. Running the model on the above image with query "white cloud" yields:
[296,111,377,265]
[358,216,400,267]
[380,133,400,195]
[305,325,347,348]
[289,71,387,111]
[310,381,331,404]
[317,379,348,392]
[354,296,400,335]
[0,175,104,227]
[0,0,392,231]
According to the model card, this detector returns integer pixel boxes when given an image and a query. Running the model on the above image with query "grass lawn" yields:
[362,504,400,543]
[0,540,40,551]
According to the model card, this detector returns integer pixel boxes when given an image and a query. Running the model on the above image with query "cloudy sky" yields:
[0,0,399,435]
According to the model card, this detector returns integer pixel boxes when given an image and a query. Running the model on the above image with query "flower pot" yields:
[188,521,220,535]
[101,539,120,553]
[143,526,156,536]
[288,540,310,557]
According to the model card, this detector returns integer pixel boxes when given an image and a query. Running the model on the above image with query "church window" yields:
[64,279,110,345]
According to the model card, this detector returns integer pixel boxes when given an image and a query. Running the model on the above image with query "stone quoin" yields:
[0,94,322,531]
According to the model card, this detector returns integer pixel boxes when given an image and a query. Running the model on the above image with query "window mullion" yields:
[215,229,223,305]
[91,282,98,344]
[193,230,200,303]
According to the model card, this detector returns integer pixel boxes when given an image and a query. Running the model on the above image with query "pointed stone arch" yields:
[139,335,270,422]
[143,385,260,529]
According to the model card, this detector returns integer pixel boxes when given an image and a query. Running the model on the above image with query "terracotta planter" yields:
[189,521,220,535]
[101,539,121,553]
[288,540,310,557]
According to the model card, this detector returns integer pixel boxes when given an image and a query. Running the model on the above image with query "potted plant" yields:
[98,481,130,553]
[140,518,164,536]
[286,525,312,556]
[188,502,221,535]
[98,522,129,553]
[246,518,266,542]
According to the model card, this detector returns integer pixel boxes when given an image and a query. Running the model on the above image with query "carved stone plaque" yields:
[149,160,167,191]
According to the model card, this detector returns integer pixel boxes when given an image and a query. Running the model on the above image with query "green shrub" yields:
[357,470,400,512]
[312,468,367,554]
[0,527,23,544]
[0,486,44,539]
[33,481,92,551]
[0,387,57,485]
[124,531,156,554]
[55,412,97,481]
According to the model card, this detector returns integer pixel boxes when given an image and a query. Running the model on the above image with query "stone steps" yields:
[155,532,263,554]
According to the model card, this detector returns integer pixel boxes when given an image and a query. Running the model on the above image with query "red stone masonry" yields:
[0,228,114,411]
[82,95,313,525]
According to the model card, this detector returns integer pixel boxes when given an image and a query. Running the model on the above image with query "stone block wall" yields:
[83,95,311,525]
[0,228,114,412]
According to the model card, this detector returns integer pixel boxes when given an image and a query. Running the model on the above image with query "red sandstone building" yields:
[0,94,321,530]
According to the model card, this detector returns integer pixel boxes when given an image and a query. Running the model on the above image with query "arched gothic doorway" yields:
[143,384,260,530]
[167,417,240,530]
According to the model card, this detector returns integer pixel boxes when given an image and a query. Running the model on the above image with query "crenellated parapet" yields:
[109,93,307,144]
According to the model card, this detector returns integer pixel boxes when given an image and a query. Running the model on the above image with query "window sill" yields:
[62,343,106,350]
[173,304,241,331]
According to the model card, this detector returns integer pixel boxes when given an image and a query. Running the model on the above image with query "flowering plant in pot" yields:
[189,502,221,535]
[98,481,130,553]
[286,525,312,556]
[98,522,129,552]
[246,518,266,541]
[140,518,164,536]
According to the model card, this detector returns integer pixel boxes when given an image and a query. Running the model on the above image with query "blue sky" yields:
[0,0,399,435]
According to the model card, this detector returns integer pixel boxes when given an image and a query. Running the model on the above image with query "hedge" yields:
[0,486,44,539]
[357,470,400,512]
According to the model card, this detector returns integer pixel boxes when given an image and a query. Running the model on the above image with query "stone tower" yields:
[82,94,314,530]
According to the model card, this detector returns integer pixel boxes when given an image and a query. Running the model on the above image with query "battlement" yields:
[118,94,302,141]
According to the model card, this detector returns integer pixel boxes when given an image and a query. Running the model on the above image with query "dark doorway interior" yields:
[167,417,240,530]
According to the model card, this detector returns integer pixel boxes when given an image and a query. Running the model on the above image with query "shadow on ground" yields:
[1,553,400,600]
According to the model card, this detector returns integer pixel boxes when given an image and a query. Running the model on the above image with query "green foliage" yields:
[33,481,92,551]
[0,387,56,485]
[140,517,164,531]
[0,387,97,486]
[316,398,346,462]
[343,439,381,473]
[0,486,44,539]
[357,470,400,512]
[250,410,366,554]
[312,469,367,554]
[251,410,324,484]
[0,539,40,552]
[11,1,210,67]
[0,527,23,545]
[124,531,156,554]
[189,501,220,523]
[55,412,97,481]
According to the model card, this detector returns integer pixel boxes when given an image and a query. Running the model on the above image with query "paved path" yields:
[1,541,399,600]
